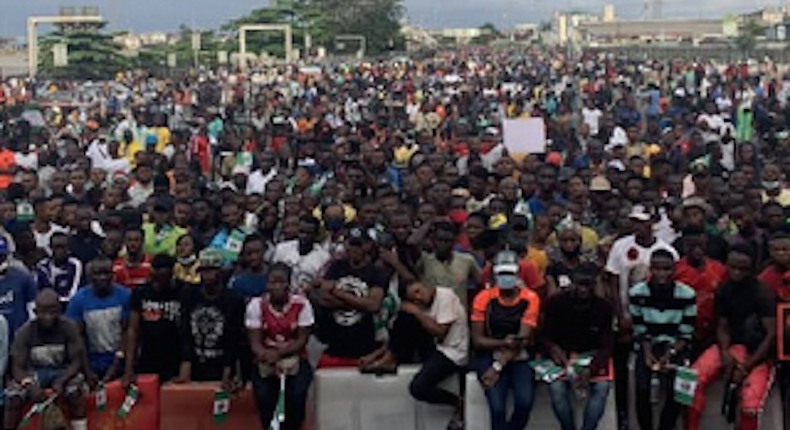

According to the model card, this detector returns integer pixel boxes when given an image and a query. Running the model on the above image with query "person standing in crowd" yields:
[686,246,776,430]
[246,263,313,430]
[0,236,36,338]
[471,251,540,430]
[177,249,245,387]
[674,225,727,357]
[313,226,386,368]
[4,290,85,430]
[417,221,481,305]
[270,215,331,292]
[605,204,678,430]
[543,262,614,430]
[112,227,152,289]
[68,204,103,264]
[629,250,696,430]
[229,234,268,299]
[30,197,67,255]
[35,232,83,302]
[143,196,186,257]
[174,234,201,286]
[123,255,182,386]
[402,281,468,430]
[66,256,131,385]
[209,201,250,268]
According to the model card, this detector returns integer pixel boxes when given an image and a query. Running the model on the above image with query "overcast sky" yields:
[1,0,781,37]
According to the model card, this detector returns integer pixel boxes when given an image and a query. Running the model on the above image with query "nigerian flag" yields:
[674,366,698,406]
[530,359,565,383]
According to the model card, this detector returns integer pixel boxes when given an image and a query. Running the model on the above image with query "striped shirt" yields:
[629,281,696,346]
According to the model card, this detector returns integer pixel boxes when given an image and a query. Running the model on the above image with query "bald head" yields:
[35,289,62,328]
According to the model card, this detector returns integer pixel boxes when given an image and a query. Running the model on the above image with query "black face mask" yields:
[561,247,581,259]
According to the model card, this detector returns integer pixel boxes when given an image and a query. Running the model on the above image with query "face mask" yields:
[495,274,518,289]
[763,181,780,191]
[177,255,196,266]
[326,218,345,232]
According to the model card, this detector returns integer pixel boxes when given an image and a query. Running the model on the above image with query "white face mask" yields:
[0,261,9,273]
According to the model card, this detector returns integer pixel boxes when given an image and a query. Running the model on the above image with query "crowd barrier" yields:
[314,366,458,430]
[14,366,788,430]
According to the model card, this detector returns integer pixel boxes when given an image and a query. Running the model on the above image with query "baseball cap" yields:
[628,204,653,222]
[493,251,520,289]
[198,248,223,269]
[589,176,612,192]
[0,237,9,256]
[682,197,713,215]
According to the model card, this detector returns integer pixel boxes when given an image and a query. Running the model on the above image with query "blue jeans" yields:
[475,355,535,430]
[549,379,611,430]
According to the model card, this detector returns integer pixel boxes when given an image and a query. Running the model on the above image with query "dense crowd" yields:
[0,50,790,430]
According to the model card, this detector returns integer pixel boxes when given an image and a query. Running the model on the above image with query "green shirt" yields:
[143,223,186,257]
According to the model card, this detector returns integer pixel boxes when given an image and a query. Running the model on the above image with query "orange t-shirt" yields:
[471,287,541,328]
[0,149,15,189]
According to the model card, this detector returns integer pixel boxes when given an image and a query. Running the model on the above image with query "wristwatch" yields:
[115,350,125,360]
[492,361,504,373]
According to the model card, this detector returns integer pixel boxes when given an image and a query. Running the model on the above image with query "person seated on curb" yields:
[686,245,776,430]
[5,289,87,430]
[542,262,615,430]
[246,263,314,430]
[176,248,245,390]
[402,281,469,430]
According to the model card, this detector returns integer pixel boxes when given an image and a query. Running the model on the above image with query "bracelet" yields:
[20,377,34,387]
[115,350,126,360]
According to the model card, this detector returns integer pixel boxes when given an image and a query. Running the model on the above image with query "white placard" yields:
[503,118,546,155]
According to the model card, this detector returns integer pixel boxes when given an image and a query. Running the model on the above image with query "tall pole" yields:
[27,18,36,79]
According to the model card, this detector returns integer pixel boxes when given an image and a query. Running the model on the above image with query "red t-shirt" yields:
[675,257,727,342]
[759,264,790,302]
[112,255,152,289]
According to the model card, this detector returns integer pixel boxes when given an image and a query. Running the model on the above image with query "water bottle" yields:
[650,372,660,404]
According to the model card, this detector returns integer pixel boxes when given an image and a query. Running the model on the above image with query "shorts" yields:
[5,370,85,399]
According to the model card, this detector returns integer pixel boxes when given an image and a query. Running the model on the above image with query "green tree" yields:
[735,20,764,57]
[38,23,129,79]
[224,0,404,57]
[470,22,501,45]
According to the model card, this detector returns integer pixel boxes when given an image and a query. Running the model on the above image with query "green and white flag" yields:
[530,358,565,383]
[213,389,230,425]
[269,374,286,430]
[19,394,58,428]
[117,385,139,418]
[674,366,698,406]
[96,383,107,412]
[568,352,595,377]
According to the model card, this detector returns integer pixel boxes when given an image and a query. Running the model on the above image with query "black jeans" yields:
[634,344,685,430]
[409,350,462,407]
[389,311,436,364]
[251,358,313,430]
[614,340,631,430]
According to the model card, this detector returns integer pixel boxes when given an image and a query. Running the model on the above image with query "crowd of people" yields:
[0,49,789,430]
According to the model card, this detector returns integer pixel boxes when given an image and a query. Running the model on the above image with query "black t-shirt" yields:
[11,318,82,370]
[317,259,387,359]
[130,284,182,379]
[179,287,245,381]
[715,278,776,352]
[543,293,614,354]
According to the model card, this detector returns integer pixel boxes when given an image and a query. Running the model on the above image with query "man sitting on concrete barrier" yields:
[402,281,468,430]
[629,249,696,430]
[686,245,777,430]
[5,289,86,430]
[471,250,540,430]
[543,262,614,430]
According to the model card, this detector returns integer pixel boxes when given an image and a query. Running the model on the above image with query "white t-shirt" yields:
[14,152,38,171]
[246,168,277,195]
[33,224,68,255]
[581,107,603,136]
[605,234,678,309]
[427,287,469,366]
[245,294,315,330]
[270,240,331,288]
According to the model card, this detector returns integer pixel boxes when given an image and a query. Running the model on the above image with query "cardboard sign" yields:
[502,118,546,155]
[778,304,790,360]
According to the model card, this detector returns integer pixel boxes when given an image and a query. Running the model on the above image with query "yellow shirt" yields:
[547,227,600,252]
[124,141,143,165]
[525,246,548,277]
[155,127,171,153]
[762,189,790,207]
